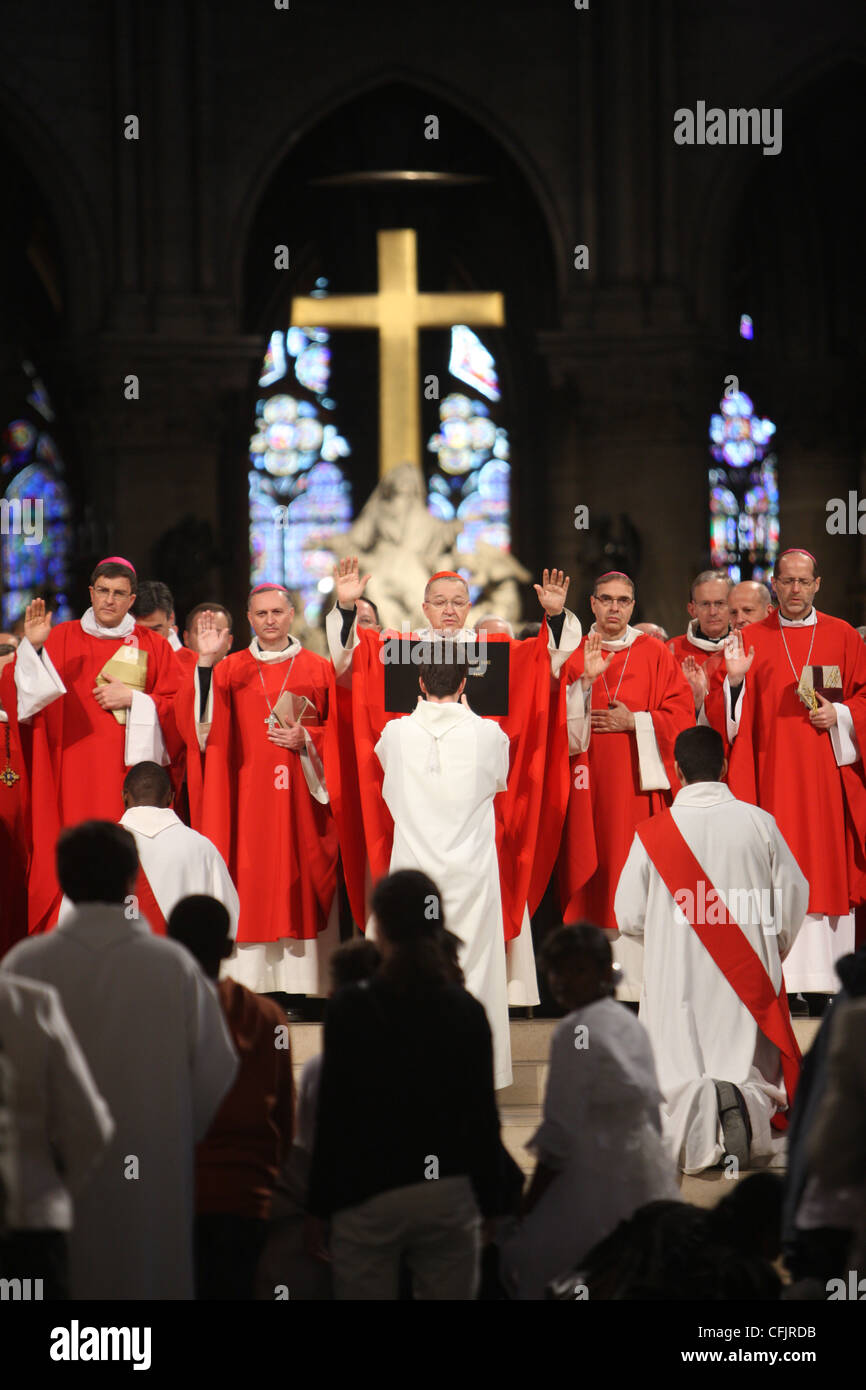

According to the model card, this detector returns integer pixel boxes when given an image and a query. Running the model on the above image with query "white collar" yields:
[589,622,643,652]
[779,608,817,628]
[168,630,182,650]
[412,698,473,730]
[248,636,302,663]
[673,781,735,808]
[80,607,136,640]
[685,618,729,652]
[120,806,181,838]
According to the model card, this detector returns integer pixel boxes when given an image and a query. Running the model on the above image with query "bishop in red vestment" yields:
[177,584,339,995]
[559,572,694,999]
[723,549,866,993]
[13,561,181,933]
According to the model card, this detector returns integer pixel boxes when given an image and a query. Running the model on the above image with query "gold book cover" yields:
[96,645,149,725]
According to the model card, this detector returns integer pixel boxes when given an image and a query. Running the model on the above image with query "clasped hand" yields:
[92,677,133,711]
[267,723,307,750]
[590,699,635,733]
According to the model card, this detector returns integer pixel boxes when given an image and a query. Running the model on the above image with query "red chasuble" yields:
[0,664,30,951]
[322,624,569,940]
[558,634,694,929]
[24,622,181,934]
[196,648,338,944]
[726,612,866,916]
[667,631,727,686]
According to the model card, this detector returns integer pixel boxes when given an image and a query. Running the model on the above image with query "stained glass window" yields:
[427,327,512,598]
[248,321,352,624]
[2,415,72,626]
[708,389,778,583]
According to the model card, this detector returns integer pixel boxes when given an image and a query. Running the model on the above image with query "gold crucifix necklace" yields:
[1,722,20,786]
[779,614,816,690]
[256,648,298,728]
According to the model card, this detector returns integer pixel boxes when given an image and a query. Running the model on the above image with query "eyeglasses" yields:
[92,585,131,600]
[694,600,728,610]
[427,598,469,610]
[594,595,634,608]
[774,578,816,590]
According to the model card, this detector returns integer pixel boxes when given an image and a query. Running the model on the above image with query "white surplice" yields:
[614,781,809,1173]
[1,906,238,1299]
[56,806,240,938]
[500,996,679,1300]
[375,699,513,1088]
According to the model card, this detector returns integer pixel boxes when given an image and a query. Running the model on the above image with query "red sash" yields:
[133,865,167,935]
[635,810,801,1127]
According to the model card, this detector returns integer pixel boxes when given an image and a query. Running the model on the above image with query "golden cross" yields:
[290,228,504,477]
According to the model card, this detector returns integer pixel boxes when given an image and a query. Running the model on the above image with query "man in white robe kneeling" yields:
[374,646,513,1089]
[614,725,809,1174]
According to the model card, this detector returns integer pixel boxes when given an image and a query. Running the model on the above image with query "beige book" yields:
[271,691,319,729]
[96,645,149,725]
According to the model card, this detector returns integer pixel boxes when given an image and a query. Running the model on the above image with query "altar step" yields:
[288,1015,822,1205]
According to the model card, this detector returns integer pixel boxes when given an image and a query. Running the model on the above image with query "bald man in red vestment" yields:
[722,548,866,995]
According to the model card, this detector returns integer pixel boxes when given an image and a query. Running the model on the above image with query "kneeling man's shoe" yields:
[714,1080,752,1169]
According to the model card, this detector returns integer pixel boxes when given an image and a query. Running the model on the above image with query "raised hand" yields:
[23,597,53,651]
[92,677,133,711]
[334,556,372,608]
[682,655,709,710]
[533,567,570,617]
[809,693,838,731]
[590,699,635,733]
[197,611,232,667]
[267,723,307,750]
[724,629,755,686]
[581,630,615,689]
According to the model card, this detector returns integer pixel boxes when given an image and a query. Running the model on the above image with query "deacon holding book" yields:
[720,548,866,995]
[614,727,808,1173]
[178,583,339,994]
[12,558,180,932]
[324,556,581,1005]
[375,650,513,1087]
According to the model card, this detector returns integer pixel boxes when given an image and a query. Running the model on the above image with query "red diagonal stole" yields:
[635,810,801,1128]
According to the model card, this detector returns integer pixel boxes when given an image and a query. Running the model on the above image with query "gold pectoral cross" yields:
[1,724,19,785]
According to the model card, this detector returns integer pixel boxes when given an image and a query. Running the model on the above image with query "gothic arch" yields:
[227,67,567,314]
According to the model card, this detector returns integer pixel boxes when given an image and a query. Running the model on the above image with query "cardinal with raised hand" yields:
[323,554,582,1008]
